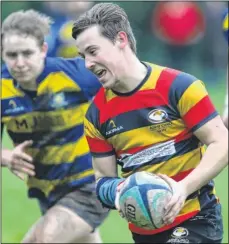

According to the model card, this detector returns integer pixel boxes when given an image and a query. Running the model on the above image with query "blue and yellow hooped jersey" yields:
[1,57,101,206]
[85,63,219,235]
[222,8,228,45]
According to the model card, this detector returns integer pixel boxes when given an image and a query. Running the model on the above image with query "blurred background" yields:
[1,1,228,243]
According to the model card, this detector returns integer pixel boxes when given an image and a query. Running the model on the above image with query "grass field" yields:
[1,81,228,243]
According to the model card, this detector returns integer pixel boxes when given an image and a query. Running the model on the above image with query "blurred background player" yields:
[1,9,108,243]
[222,8,228,128]
[72,3,228,243]
[42,1,94,58]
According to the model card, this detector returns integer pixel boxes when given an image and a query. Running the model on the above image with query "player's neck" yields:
[19,81,37,91]
[114,53,148,93]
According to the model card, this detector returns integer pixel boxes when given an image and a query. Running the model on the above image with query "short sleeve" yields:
[169,72,218,132]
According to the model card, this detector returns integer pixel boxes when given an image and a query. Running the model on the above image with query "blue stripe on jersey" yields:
[121,136,200,172]
[100,105,178,139]
[85,102,100,129]
[35,153,92,180]
[28,175,95,203]
[169,72,198,112]
[199,180,217,209]
[8,124,84,147]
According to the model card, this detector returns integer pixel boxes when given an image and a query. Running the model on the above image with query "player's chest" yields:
[99,90,187,141]
[2,91,85,131]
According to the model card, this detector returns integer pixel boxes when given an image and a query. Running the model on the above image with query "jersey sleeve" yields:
[169,72,218,132]
[84,102,115,157]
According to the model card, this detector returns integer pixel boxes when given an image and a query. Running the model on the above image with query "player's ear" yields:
[116,31,128,50]
[41,42,48,58]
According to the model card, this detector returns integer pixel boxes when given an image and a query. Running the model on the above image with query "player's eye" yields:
[89,49,97,56]
[23,50,34,57]
[6,52,17,58]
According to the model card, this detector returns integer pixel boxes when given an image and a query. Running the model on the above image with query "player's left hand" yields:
[158,174,188,225]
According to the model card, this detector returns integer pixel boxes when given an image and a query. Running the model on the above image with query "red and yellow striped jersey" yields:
[84,62,219,235]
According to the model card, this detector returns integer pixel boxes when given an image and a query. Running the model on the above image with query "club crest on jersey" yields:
[148,109,168,124]
[51,93,68,108]
[171,227,189,238]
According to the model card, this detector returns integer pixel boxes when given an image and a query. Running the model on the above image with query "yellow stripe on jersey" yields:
[84,117,105,140]
[180,197,201,215]
[178,80,208,117]
[38,72,81,95]
[25,135,89,165]
[2,79,24,99]
[108,119,186,152]
[122,147,202,178]
[141,63,165,90]
[223,13,228,30]
[104,64,165,102]
[27,168,94,197]
[6,103,89,133]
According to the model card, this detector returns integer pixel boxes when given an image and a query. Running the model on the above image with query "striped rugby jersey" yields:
[1,57,101,206]
[84,62,219,235]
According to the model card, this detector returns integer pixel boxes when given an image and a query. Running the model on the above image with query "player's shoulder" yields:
[152,64,200,91]
[86,87,106,116]
[45,56,99,87]
[1,64,12,80]
[1,65,14,89]
[45,56,86,74]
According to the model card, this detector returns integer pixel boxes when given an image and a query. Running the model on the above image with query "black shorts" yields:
[38,183,109,231]
[132,203,223,243]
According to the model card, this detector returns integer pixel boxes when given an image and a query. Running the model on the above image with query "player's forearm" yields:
[1,149,12,167]
[181,139,228,196]
[96,177,124,209]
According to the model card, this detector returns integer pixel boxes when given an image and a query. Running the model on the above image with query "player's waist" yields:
[27,169,95,199]
[129,210,199,235]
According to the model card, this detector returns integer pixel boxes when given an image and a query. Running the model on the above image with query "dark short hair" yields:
[72,3,137,54]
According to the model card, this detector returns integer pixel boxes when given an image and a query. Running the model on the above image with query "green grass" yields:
[1,81,228,243]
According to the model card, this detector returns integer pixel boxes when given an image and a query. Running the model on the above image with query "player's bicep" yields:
[193,115,228,146]
[92,156,118,181]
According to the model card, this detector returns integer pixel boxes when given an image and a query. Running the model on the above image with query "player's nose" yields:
[85,58,95,70]
[16,55,26,68]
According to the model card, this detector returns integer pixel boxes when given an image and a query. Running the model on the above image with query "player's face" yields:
[2,33,47,86]
[75,25,125,89]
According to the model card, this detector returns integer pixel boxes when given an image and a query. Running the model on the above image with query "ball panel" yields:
[147,189,173,228]
[119,187,155,229]
[119,172,173,230]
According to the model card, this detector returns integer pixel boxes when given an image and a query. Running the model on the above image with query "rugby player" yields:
[1,9,108,243]
[72,3,228,243]
[222,8,228,128]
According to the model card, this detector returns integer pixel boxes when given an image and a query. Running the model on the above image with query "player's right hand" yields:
[5,140,35,180]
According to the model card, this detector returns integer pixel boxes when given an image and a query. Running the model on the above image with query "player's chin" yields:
[102,80,114,89]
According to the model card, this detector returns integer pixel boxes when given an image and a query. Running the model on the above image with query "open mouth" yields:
[95,69,106,79]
